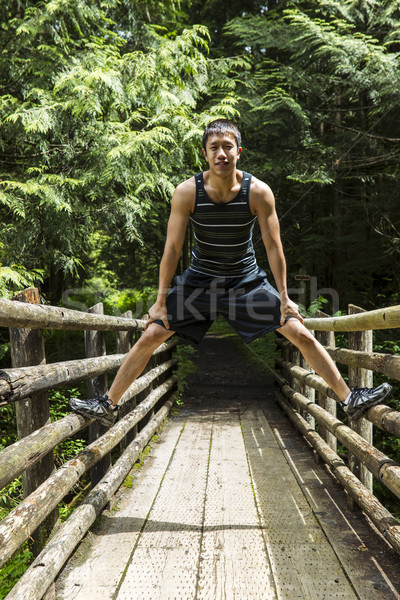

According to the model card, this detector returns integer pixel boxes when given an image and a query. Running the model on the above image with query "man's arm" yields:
[251,178,303,326]
[146,179,195,329]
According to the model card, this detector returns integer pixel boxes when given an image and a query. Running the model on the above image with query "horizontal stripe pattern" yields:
[189,171,258,276]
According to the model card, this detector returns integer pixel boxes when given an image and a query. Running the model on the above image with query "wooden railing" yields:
[274,304,400,556]
[0,288,178,600]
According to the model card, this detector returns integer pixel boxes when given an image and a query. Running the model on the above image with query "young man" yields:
[70,119,391,425]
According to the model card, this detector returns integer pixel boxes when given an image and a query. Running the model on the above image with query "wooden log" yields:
[275,357,400,438]
[348,304,373,494]
[314,310,337,452]
[365,404,400,438]
[4,395,176,600]
[274,390,400,555]
[9,288,58,556]
[324,346,400,380]
[0,339,178,405]
[279,334,400,381]
[274,372,400,500]
[0,359,177,491]
[304,305,400,332]
[0,298,146,331]
[300,329,316,430]
[276,357,340,401]
[85,303,111,488]
[0,354,124,405]
[0,375,177,568]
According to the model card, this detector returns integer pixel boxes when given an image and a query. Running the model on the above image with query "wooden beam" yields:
[0,298,146,331]
[0,339,178,405]
[348,304,373,494]
[85,303,111,488]
[304,305,400,332]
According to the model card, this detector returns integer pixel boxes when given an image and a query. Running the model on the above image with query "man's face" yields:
[202,132,242,173]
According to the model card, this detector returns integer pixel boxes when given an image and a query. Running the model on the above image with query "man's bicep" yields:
[164,188,192,251]
[255,190,282,250]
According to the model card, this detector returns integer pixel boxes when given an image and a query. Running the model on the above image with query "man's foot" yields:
[343,383,392,421]
[69,394,118,427]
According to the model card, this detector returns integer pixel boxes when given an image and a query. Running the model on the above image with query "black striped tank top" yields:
[189,171,258,276]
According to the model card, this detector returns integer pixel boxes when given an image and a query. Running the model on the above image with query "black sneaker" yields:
[69,394,118,427]
[344,383,392,421]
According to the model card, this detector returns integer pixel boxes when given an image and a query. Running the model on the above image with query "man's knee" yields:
[281,320,317,349]
[136,324,173,351]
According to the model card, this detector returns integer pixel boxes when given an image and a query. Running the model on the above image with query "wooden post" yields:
[314,311,337,453]
[85,303,111,487]
[348,304,373,493]
[9,288,58,556]
[116,311,135,453]
[299,351,316,430]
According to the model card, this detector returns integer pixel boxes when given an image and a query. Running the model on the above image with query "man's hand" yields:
[280,295,304,326]
[145,301,170,330]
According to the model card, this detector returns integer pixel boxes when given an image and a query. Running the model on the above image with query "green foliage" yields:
[224,0,400,309]
[174,343,198,401]
[62,281,157,318]
[0,543,32,599]
[0,1,240,301]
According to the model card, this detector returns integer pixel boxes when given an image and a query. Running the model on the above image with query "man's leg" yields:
[108,324,175,403]
[277,318,391,420]
[69,324,175,425]
[277,318,349,401]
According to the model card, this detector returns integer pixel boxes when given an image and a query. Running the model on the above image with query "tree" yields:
[224,0,400,309]
[0,0,239,301]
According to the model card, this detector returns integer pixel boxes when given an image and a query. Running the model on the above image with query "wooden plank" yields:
[263,396,400,599]
[197,407,276,600]
[55,409,186,600]
[241,402,358,600]
[115,410,213,599]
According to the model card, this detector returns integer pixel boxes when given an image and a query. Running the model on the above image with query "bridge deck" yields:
[56,334,400,600]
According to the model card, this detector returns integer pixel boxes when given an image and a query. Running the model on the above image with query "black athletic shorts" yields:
[154,266,290,344]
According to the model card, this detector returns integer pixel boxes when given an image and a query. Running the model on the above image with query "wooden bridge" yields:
[0,289,400,599]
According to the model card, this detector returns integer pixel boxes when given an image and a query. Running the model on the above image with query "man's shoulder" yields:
[249,174,274,205]
[171,176,196,213]
[175,175,196,196]
[249,173,272,194]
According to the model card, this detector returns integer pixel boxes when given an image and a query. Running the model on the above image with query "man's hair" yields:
[202,119,241,151]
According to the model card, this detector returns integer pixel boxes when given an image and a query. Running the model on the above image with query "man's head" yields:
[202,119,241,152]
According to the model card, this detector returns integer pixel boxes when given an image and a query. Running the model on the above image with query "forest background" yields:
[1,0,400,323]
[1,1,400,591]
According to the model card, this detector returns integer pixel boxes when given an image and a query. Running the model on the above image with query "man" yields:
[70,119,391,425]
